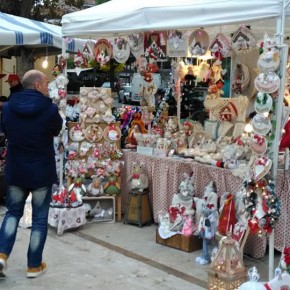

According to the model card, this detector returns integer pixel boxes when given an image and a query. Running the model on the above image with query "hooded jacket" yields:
[2,89,63,188]
[9,83,23,98]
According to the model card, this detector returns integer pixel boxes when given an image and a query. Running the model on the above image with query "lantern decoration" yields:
[208,232,247,290]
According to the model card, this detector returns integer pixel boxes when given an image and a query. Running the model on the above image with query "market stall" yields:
[58,0,290,286]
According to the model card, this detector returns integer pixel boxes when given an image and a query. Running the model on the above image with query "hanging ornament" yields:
[94,38,112,66]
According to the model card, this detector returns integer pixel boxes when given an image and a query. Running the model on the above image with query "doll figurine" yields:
[195,181,218,265]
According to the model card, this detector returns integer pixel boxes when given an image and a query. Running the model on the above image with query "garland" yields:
[243,176,281,235]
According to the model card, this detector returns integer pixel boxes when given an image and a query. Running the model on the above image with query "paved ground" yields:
[0,205,281,289]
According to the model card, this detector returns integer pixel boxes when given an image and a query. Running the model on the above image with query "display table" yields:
[121,151,290,258]
[48,205,87,235]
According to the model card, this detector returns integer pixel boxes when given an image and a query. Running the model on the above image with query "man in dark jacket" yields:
[5,74,23,98]
[0,70,63,279]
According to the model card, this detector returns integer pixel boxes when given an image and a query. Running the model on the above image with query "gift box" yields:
[155,229,202,253]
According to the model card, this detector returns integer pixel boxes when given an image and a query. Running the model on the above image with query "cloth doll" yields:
[169,172,195,231]
[195,181,218,265]
[218,192,237,236]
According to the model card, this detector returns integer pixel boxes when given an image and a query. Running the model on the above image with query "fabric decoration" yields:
[94,38,113,66]
[144,32,166,63]
[250,134,267,155]
[85,125,103,143]
[113,37,130,63]
[257,49,280,73]
[69,124,85,142]
[254,157,272,181]
[82,41,95,62]
[231,25,257,52]
[209,32,232,59]
[167,30,190,57]
[189,28,210,56]
[127,33,144,59]
[251,114,272,136]
[232,63,250,94]
[254,92,273,114]
[254,72,281,94]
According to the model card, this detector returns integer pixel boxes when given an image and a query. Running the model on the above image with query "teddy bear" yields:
[130,162,149,192]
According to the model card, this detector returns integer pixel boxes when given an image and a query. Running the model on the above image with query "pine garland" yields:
[243,176,281,235]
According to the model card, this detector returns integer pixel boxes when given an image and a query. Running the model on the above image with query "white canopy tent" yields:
[62,0,290,40]
[0,12,86,57]
[61,0,290,280]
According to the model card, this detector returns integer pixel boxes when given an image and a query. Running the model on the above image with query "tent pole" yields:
[58,37,68,189]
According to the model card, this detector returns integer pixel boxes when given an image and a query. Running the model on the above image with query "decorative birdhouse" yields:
[208,232,247,290]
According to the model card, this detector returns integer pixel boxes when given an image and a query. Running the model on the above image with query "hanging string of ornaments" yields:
[242,31,282,237]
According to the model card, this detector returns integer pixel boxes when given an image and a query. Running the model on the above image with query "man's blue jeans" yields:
[0,185,51,267]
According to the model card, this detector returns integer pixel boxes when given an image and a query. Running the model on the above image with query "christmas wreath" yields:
[243,176,281,235]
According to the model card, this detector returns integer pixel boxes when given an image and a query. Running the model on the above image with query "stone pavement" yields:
[0,205,280,289]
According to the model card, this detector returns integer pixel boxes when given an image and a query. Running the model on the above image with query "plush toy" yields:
[104,174,121,196]
[130,111,147,134]
[86,175,104,196]
[130,162,149,192]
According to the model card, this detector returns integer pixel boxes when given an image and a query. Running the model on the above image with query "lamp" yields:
[42,46,48,69]
[42,56,48,69]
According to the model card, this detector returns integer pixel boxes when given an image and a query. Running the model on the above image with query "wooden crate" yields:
[155,229,202,253]
[82,195,115,223]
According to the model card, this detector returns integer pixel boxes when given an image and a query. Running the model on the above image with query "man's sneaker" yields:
[26,262,47,278]
[0,253,8,279]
